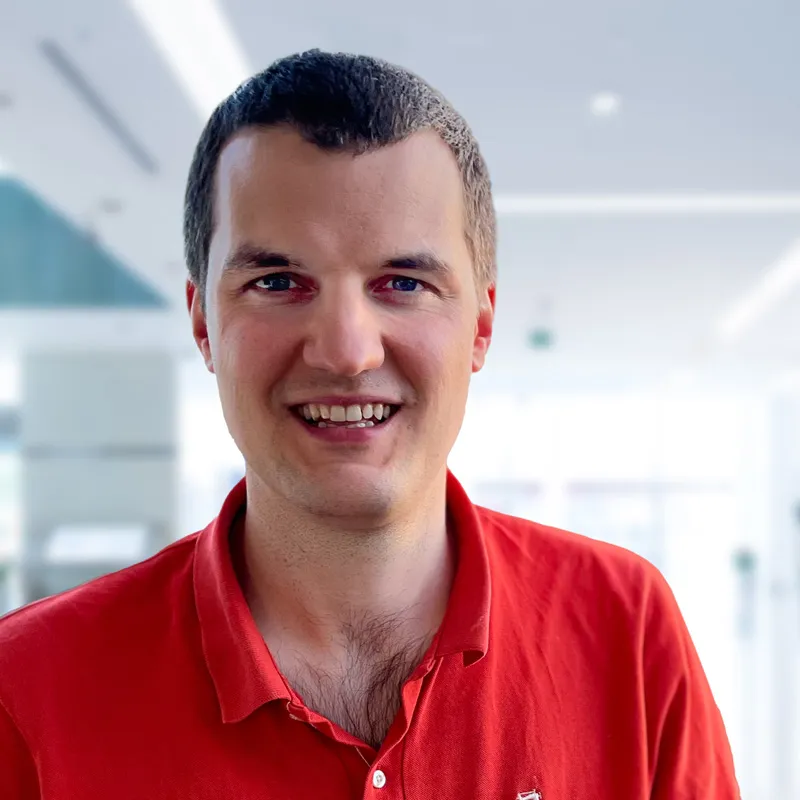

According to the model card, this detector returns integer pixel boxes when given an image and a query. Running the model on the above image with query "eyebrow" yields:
[221,245,303,274]
[221,245,453,276]
[383,252,453,276]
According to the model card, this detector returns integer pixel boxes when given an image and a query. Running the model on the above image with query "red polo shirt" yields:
[0,472,739,799]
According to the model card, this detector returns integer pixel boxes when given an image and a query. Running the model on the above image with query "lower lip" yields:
[291,411,398,443]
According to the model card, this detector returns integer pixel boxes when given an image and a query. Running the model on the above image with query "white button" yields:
[372,769,387,789]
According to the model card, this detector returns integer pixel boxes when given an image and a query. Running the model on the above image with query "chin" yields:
[253,459,401,520]
[296,482,397,521]
[304,468,400,518]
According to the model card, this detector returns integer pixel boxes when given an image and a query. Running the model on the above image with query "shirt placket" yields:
[282,658,437,799]
[357,657,437,799]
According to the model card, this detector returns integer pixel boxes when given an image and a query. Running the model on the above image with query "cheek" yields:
[390,313,475,396]
[215,314,293,391]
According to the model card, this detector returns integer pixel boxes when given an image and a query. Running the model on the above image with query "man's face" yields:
[188,126,494,520]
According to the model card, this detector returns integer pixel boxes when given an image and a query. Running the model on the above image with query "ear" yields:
[186,279,215,374]
[472,283,495,373]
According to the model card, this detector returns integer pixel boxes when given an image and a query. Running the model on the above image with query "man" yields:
[0,50,739,798]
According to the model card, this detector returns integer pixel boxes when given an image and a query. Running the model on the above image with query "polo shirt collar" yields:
[435,471,492,666]
[194,470,492,723]
[194,478,290,724]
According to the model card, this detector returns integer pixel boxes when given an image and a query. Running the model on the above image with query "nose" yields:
[302,279,385,377]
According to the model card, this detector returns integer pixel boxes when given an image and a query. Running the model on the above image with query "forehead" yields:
[211,126,468,265]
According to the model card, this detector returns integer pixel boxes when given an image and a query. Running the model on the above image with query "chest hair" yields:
[283,626,432,750]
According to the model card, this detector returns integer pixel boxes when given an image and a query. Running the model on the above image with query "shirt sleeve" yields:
[0,697,40,799]
[644,570,741,800]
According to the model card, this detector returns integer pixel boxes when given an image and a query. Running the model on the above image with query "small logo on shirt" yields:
[517,793,542,800]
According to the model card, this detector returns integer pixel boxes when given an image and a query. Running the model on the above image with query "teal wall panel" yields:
[0,179,167,308]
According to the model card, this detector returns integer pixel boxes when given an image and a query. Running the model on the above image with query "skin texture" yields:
[188,126,494,748]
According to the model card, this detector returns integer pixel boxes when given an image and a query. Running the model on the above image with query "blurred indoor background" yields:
[1,1,799,797]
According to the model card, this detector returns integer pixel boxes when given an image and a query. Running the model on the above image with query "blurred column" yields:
[767,393,800,800]
[732,547,757,800]
[20,351,176,602]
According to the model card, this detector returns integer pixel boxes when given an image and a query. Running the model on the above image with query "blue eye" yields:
[391,277,421,292]
[255,274,296,291]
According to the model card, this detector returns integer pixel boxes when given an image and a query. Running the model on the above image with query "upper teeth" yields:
[301,403,393,422]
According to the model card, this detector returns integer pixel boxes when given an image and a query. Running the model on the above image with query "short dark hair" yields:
[183,50,496,299]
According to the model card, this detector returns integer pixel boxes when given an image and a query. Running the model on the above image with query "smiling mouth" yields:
[292,402,400,429]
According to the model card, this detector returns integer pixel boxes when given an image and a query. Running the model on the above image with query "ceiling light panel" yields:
[126,0,251,118]
[715,239,800,343]
[494,194,800,215]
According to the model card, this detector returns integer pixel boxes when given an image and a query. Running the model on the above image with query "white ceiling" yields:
[0,0,798,389]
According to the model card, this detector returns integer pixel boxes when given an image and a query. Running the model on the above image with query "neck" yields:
[235,468,455,661]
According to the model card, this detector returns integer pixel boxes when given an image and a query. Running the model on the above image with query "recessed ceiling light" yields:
[589,92,622,117]
[99,197,123,214]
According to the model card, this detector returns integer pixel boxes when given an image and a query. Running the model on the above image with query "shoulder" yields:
[477,504,662,587]
[0,534,199,685]
[476,505,678,628]
[478,504,694,681]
